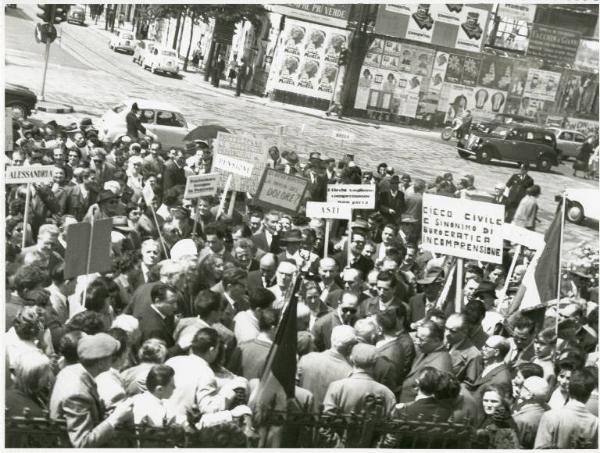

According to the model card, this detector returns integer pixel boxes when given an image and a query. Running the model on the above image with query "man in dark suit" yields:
[408,266,447,325]
[312,291,360,351]
[246,253,278,292]
[137,284,180,350]
[400,321,452,403]
[400,367,453,420]
[377,175,405,226]
[363,270,408,318]
[252,210,282,254]
[324,267,368,309]
[163,148,187,192]
[126,102,156,141]
[89,149,116,186]
[464,335,512,404]
[445,313,483,386]
[333,230,374,278]
[504,163,534,222]
[304,157,328,202]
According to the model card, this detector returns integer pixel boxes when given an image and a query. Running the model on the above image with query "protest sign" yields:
[422,194,505,264]
[254,168,309,215]
[332,130,355,141]
[502,223,545,250]
[184,173,219,199]
[213,132,269,194]
[64,219,113,280]
[327,184,376,209]
[5,165,54,184]
[306,201,352,219]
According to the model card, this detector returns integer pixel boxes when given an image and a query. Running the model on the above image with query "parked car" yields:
[99,99,191,149]
[109,31,135,54]
[547,128,586,161]
[5,82,37,119]
[132,40,157,66]
[67,6,85,25]
[556,188,600,224]
[457,124,559,172]
[143,46,180,76]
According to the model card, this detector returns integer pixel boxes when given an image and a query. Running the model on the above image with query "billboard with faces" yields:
[522,68,561,103]
[275,18,350,100]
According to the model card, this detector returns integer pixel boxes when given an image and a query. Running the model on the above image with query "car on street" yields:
[99,99,191,149]
[132,39,157,66]
[67,6,85,25]
[142,46,180,76]
[457,124,559,172]
[5,82,37,119]
[109,30,135,54]
[547,128,586,161]
[556,188,600,224]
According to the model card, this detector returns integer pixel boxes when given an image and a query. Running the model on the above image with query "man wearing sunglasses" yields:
[313,291,360,352]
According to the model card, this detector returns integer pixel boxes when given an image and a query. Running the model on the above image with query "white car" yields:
[132,39,157,66]
[109,30,135,54]
[143,46,179,76]
[558,188,600,224]
[99,99,191,150]
[548,128,586,161]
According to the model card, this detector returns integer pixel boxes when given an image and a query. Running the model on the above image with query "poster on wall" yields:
[275,19,350,100]
[473,87,509,117]
[505,96,522,116]
[478,56,513,91]
[497,4,537,22]
[553,71,599,117]
[354,66,422,118]
[522,69,561,102]
[573,39,599,74]
[455,7,488,52]
[438,82,476,122]
[406,4,435,44]
[527,24,580,68]
[546,116,599,136]
[431,3,463,25]
[444,53,480,87]
[519,97,550,121]
[508,61,539,97]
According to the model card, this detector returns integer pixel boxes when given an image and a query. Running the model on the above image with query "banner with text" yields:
[213,132,268,194]
[527,24,580,68]
[269,4,351,28]
[327,184,376,209]
[254,168,309,215]
[422,194,505,264]
[5,165,54,184]
[184,173,219,199]
[306,201,352,219]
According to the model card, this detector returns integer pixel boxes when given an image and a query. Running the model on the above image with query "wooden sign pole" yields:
[346,210,352,267]
[216,174,233,219]
[454,258,464,313]
[324,219,331,259]
[22,183,31,249]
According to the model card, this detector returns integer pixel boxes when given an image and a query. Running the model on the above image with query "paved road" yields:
[5,5,598,259]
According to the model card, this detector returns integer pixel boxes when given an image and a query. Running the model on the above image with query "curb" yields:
[36,102,75,114]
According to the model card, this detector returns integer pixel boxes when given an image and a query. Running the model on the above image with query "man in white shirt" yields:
[268,261,297,310]
[131,364,178,426]
[233,288,276,344]
[140,239,161,284]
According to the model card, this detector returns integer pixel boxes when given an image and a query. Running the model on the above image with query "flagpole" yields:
[555,191,566,338]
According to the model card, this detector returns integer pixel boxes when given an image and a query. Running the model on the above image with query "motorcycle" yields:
[441,117,464,141]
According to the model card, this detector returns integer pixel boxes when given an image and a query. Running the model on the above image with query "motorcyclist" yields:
[454,110,472,139]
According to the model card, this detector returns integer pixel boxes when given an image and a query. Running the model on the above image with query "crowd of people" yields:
[5,109,599,448]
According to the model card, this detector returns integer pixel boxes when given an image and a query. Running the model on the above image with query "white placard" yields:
[502,223,545,250]
[327,184,376,209]
[306,201,352,219]
[184,173,219,199]
[212,154,254,178]
[332,130,355,141]
[422,193,505,264]
[5,165,54,184]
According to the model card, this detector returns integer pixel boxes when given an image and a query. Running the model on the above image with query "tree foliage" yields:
[146,4,266,28]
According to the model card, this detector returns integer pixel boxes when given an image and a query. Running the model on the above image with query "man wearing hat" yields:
[83,189,121,222]
[305,155,328,202]
[378,174,405,226]
[471,280,504,335]
[323,343,396,416]
[277,229,303,263]
[408,266,446,324]
[50,333,133,447]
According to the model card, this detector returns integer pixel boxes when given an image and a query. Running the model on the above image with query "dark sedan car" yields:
[67,6,85,25]
[457,124,559,172]
[5,83,37,119]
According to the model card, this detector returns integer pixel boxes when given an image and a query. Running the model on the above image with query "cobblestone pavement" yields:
[5,5,598,259]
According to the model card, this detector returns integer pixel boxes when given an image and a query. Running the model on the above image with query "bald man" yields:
[445,313,483,386]
[465,335,512,403]
[312,291,360,351]
[513,376,550,449]
[247,253,278,292]
[318,258,342,302]
[268,261,297,310]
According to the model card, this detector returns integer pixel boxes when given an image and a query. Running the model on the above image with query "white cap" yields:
[170,239,198,261]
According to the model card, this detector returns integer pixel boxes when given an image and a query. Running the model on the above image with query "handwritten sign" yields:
[212,155,254,178]
[213,132,269,194]
[5,165,54,184]
[327,184,376,209]
[254,168,309,215]
[184,173,219,199]
[306,201,352,219]
[422,194,505,264]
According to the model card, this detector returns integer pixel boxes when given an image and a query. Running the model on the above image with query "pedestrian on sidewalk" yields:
[227,59,238,88]
[235,58,250,97]
[211,55,225,88]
